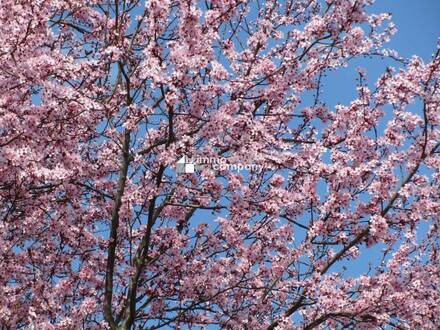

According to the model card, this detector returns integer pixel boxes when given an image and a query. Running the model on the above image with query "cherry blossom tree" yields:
[0,0,439,329]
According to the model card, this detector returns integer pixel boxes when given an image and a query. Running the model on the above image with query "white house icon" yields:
[176,155,195,174]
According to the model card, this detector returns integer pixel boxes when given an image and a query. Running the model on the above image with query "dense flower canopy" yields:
[0,0,439,329]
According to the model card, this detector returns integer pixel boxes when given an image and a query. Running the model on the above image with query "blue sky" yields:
[321,0,440,107]
[319,0,439,272]
[374,0,439,61]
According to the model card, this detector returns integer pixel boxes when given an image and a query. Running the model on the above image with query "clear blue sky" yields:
[374,0,439,60]
[322,0,440,107]
[319,0,439,276]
